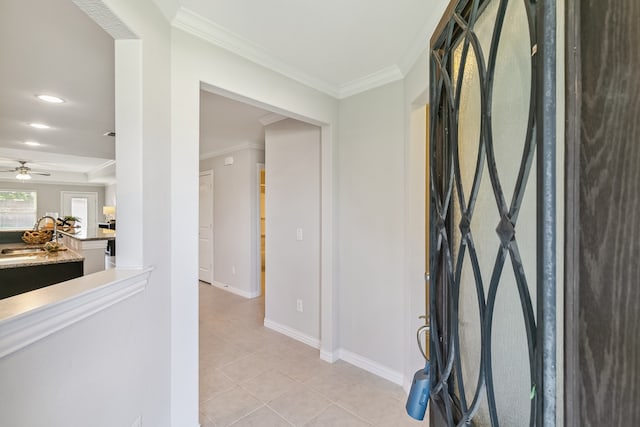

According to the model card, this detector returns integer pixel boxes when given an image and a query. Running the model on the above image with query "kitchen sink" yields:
[0,247,46,256]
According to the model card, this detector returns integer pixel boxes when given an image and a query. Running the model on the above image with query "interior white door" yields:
[199,172,213,283]
[60,191,98,228]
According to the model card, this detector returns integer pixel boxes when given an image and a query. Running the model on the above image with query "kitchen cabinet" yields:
[60,227,115,274]
[0,260,83,299]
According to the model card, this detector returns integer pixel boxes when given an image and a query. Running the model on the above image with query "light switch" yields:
[296,228,303,241]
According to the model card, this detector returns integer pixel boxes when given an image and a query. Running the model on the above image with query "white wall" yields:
[170,27,340,408]
[0,0,175,426]
[264,119,321,343]
[199,148,264,297]
[104,183,116,208]
[403,50,430,389]
[0,292,146,427]
[337,81,406,381]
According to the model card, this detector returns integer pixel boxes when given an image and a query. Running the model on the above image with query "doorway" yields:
[60,191,98,228]
[199,171,214,284]
[258,164,266,296]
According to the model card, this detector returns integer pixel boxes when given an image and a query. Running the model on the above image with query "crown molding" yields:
[173,8,340,98]
[397,9,446,76]
[0,177,110,187]
[397,28,430,77]
[172,6,443,99]
[200,142,264,160]
[87,160,116,182]
[258,113,286,126]
[338,65,404,99]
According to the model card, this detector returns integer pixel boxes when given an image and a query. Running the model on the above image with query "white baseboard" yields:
[338,348,404,386]
[211,281,260,299]
[403,377,413,395]
[263,318,320,349]
[258,317,406,389]
[320,349,339,363]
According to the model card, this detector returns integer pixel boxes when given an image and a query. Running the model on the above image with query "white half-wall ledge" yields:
[0,267,153,358]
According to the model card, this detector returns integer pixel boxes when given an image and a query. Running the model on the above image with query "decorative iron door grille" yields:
[428,0,556,426]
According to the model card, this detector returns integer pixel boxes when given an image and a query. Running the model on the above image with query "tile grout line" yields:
[224,403,267,427]
[199,283,412,427]
[331,400,377,426]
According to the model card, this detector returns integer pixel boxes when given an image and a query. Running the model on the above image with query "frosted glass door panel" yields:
[430,0,539,425]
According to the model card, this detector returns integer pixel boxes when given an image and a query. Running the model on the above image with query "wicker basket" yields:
[22,230,53,245]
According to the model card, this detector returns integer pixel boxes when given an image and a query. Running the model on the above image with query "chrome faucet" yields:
[34,216,58,244]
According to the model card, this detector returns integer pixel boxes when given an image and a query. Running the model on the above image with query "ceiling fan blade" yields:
[0,169,18,173]
[32,172,51,176]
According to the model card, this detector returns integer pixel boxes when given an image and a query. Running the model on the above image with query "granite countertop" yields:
[0,242,84,270]
[59,227,116,241]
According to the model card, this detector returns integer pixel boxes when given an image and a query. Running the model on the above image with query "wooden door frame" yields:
[563,0,580,424]
[564,0,640,424]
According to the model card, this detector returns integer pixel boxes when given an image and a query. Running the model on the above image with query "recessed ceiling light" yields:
[29,123,50,129]
[24,141,41,146]
[36,94,65,104]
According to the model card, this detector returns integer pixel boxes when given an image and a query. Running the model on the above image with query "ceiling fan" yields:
[0,161,51,180]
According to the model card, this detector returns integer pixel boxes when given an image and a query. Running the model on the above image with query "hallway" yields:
[199,283,422,426]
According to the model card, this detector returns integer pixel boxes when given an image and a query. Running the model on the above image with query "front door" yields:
[428,0,556,425]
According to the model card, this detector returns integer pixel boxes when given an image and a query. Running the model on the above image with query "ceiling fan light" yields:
[16,172,31,180]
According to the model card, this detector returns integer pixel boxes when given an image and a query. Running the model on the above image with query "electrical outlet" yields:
[232,265,236,275]
[296,299,303,312]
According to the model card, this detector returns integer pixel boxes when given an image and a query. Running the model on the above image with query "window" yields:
[0,190,37,229]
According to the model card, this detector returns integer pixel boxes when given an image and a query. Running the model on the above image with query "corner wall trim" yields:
[0,267,153,359]
[320,349,339,363]
[263,318,320,349]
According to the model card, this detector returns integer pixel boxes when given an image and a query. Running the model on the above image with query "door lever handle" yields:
[417,323,430,361]
[419,314,430,327]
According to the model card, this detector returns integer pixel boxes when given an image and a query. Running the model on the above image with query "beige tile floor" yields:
[199,283,426,427]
